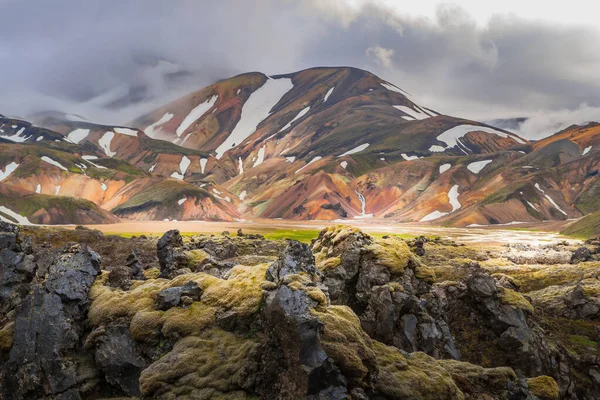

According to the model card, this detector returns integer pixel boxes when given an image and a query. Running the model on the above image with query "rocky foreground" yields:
[0,224,599,399]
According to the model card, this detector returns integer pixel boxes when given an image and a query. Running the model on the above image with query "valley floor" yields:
[78,218,578,246]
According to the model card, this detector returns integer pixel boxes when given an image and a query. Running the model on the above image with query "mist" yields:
[0,0,598,137]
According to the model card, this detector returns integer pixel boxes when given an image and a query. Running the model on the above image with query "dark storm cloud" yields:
[0,0,598,138]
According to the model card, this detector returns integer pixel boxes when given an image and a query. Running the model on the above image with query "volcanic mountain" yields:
[1,67,598,227]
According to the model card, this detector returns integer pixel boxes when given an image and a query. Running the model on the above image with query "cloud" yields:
[517,104,600,140]
[366,46,395,68]
[0,0,598,134]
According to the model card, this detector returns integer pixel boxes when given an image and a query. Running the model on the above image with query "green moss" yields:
[139,328,259,398]
[261,229,320,243]
[373,342,464,399]
[312,305,376,385]
[526,376,559,400]
[415,264,436,284]
[317,256,341,271]
[499,288,534,313]
[562,210,600,238]
[0,321,14,353]
[367,236,413,275]
[439,359,517,396]
[184,249,211,269]
[89,264,269,335]
[568,335,597,349]
[111,180,211,214]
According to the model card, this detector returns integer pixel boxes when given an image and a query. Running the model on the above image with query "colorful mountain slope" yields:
[3,67,598,226]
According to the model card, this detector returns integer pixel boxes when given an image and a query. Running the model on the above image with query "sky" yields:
[0,0,599,139]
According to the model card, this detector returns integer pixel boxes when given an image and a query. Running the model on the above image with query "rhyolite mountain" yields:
[0,67,598,226]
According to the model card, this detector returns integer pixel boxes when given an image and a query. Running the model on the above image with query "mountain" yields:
[2,67,600,229]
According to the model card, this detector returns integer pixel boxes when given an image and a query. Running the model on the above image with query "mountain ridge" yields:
[0,66,597,229]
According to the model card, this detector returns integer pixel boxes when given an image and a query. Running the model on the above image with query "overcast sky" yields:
[0,0,599,139]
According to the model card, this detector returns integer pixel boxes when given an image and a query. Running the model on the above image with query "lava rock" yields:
[155,281,202,311]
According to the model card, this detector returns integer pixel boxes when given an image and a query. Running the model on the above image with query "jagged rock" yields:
[106,265,132,290]
[155,281,202,311]
[311,225,458,360]
[260,284,348,398]
[267,240,319,283]
[85,323,145,396]
[571,247,592,263]
[157,230,185,279]
[2,245,101,399]
[529,281,600,320]
[125,251,145,280]
[45,245,101,302]
[443,269,555,379]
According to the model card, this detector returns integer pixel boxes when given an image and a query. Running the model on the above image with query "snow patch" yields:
[439,163,451,174]
[420,211,448,223]
[435,124,525,151]
[176,95,218,137]
[381,82,406,95]
[429,145,446,153]
[467,160,493,174]
[583,146,592,156]
[393,105,429,120]
[0,206,31,225]
[36,136,43,142]
[171,156,191,180]
[535,183,567,215]
[419,185,460,222]
[100,183,107,191]
[66,128,90,144]
[1,127,29,142]
[253,146,266,168]
[340,161,348,169]
[323,87,335,102]
[216,78,293,159]
[200,158,208,174]
[448,185,461,211]
[238,157,244,175]
[279,106,310,132]
[35,184,41,193]
[286,156,296,163]
[526,200,539,212]
[149,164,157,172]
[145,112,174,137]
[114,127,138,136]
[295,156,322,174]
[338,143,369,157]
[98,131,116,157]
[0,162,19,182]
[55,185,61,195]
[41,156,68,171]
[178,197,186,205]
[239,190,247,201]
[82,155,108,169]
[401,153,421,161]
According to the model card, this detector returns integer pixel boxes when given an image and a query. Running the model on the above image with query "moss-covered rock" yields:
[527,375,560,400]
[139,328,259,398]
[373,342,464,399]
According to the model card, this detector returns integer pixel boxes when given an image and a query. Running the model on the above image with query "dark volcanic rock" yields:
[267,240,319,283]
[2,245,101,400]
[85,323,145,396]
[155,281,202,311]
[157,229,185,279]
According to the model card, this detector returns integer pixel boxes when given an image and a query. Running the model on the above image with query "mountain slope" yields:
[3,66,599,226]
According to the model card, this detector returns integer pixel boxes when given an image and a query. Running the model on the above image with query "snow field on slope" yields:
[215,78,293,159]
